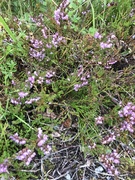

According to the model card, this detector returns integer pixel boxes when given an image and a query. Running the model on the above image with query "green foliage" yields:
[0,0,135,178]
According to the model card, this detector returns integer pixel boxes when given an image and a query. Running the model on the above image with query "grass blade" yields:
[0,16,16,42]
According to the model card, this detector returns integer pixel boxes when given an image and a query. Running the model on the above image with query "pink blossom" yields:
[18,92,28,98]
[94,32,102,39]
[95,116,104,125]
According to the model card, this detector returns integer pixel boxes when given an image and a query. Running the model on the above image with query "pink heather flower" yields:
[28,76,35,84]
[40,145,52,155]
[46,44,52,48]
[0,160,8,174]
[100,42,105,49]
[95,116,104,125]
[16,148,36,166]
[34,71,38,76]
[102,132,116,144]
[25,152,36,166]
[82,11,87,15]
[86,74,90,78]
[100,150,120,175]
[118,110,123,117]
[74,84,82,91]
[25,99,33,104]
[37,128,51,155]
[41,27,48,39]
[73,65,90,91]
[45,70,55,84]
[82,81,88,86]
[94,32,102,39]
[54,9,61,25]
[106,43,112,48]
[29,48,45,60]
[25,97,40,104]
[62,14,68,20]
[60,0,69,8]
[33,97,40,101]
[38,138,47,147]
[30,39,43,49]
[18,92,28,98]
[37,128,43,138]
[54,0,69,25]
[10,133,26,145]
[126,123,134,133]
[80,76,86,81]
[11,80,16,85]
[119,102,135,132]
[51,33,65,47]
[46,79,52,84]
[11,98,21,105]
[37,77,44,84]
[100,42,112,49]
[107,58,117,65]
[37,128,48,147]
[74,65,90,91]
[45,70,55,78]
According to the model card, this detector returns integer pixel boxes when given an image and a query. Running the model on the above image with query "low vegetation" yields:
[0,0,135,179]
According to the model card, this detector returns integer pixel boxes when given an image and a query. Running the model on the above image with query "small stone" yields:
[95,166,104,173]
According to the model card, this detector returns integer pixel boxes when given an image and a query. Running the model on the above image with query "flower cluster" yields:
[95,116,120,144]
[94,32,102,40]
[100,42,112,49]
[42,30,66,48]
[25,71,37,88]
[11,91,28,105]
[37,128,52,155]
[100,33,116,50]
[10,133,26,145]
[37,76,44,84]
[0,128,51,172]
[10,69,56,105]
[74,65,90,91]
[100,150,120,175]
[94,32,118,69]
[11,96,40,105]
[95,116,104,125]
[25,97,40,104]
[30,38,43,49]
[45,70,55,84]
[26,70,55,86]
[54,0,69,25]
[27,15,52,60]
[29,37,45,61]
[27,8,68,56]
[118,102,135,133]
[0,160,8,174]
[11,98,21,105]
[16,148,36,166]
[41,26,48,39]
[30,14,44,27]
[26,71,44,87]
[105,57,118,69]
[101,131,120,145]
[52,32,66,47]
[29,47,45,61]
[18,91,29,98]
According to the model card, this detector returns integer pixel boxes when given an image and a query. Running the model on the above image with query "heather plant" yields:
[0,0,135,179]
